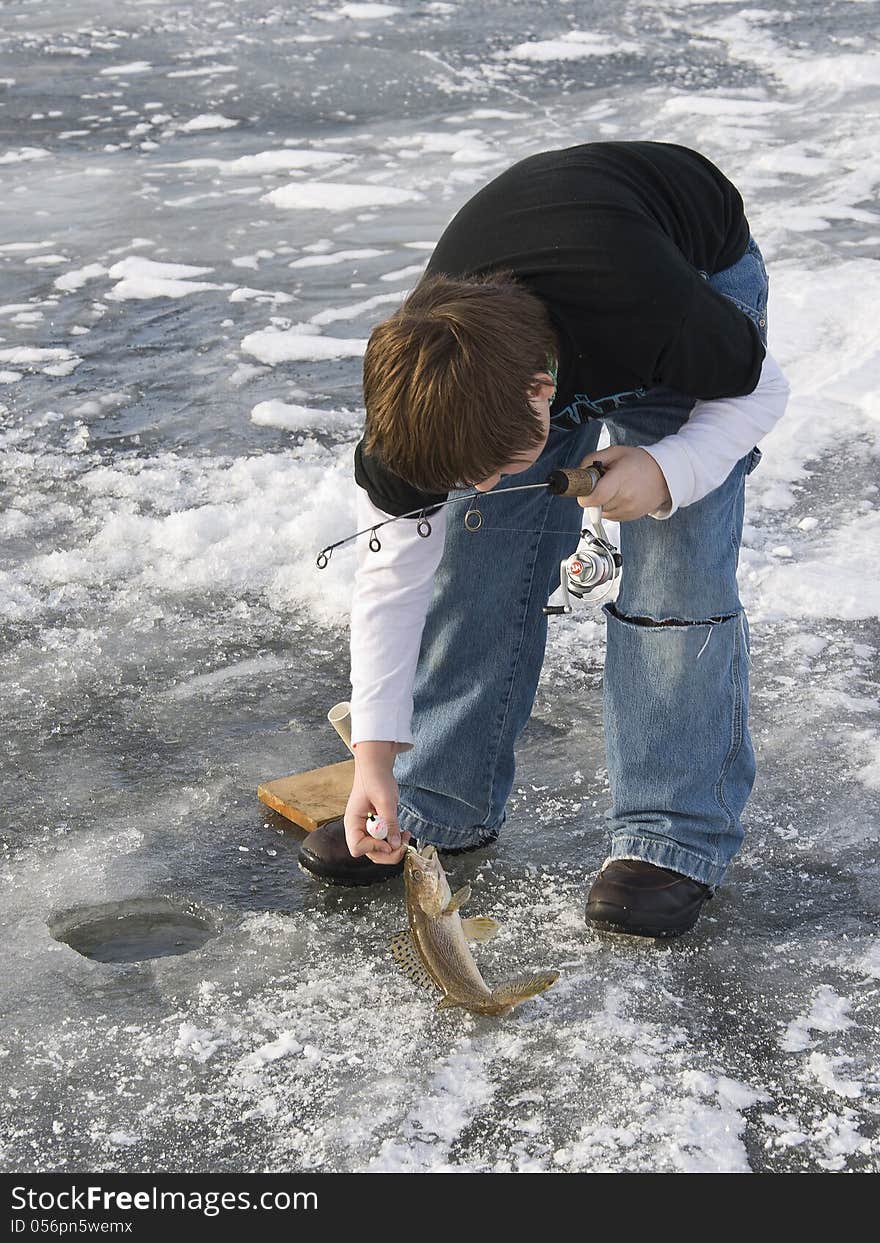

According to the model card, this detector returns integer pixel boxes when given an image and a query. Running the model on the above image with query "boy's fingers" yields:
[349,832,392,858]
[345,816,384,856]
[580,472,618,510]
[364,832,411,866]
[349,825,410,859]
[577,444,631,504]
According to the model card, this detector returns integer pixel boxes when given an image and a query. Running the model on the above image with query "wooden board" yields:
[257,758,355,832]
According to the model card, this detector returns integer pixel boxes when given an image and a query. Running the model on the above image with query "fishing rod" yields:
[316,462,623,616]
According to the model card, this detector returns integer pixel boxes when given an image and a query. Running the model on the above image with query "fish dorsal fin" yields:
[460,916,502,943]
[442,884,471,915]
[490,971,560,1011]
[389,929,436,992]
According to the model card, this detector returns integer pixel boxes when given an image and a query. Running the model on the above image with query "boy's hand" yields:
[344,742,410,865]
[579,445,671,521]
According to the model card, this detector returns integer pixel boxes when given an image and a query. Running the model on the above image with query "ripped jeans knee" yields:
[606,602,745,660]
[606,602,738,627]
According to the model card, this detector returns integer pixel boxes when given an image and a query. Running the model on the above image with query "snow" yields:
[0,0,878,1177]
[250,401,356,432]
[178,114,240,132]
[167,149,351,175]
[309,290,404,325]
[105,255,223,301]
[289,248,388,268]
[263,182,424,212]
[241,326,368,364]
[780,987,855,1054]
[0,146,51,164]
[804,1053,863,1100]
[166,64,237,79]
[0,346,81,374]
[54,263,108,292]
[505,32,642,62]
[0,240,52,252]
[98,62,152,76]
[338,4,402,17]
[379,262,426,282]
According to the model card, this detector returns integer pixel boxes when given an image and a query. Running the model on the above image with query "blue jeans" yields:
[394,238,769,888]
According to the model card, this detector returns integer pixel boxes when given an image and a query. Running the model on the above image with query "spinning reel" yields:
[542,464,623,617]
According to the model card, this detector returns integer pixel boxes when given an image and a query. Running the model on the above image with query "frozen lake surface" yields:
[1,0,878,1172]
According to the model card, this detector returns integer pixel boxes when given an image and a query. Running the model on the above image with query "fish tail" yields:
[490,971,560,1012]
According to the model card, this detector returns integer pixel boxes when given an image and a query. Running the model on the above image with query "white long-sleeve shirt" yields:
[349,351,790,747]
[642,350,790,519]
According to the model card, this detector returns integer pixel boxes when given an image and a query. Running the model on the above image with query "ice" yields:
[804,1053,863,1100]
[289,248,388,268]
[339,4,402,17]
[379,263,426,282]
[166,65,237,79]
[310,291,404,325]
[264,183,424,212]
[228,286,294,306]
[846,729,880,791]
[98,62,153,76]
[178,114,239,132]
[388,129,496,163]
[0,346,81,372]
[168,149,352,175]
[250,401,356,433]
[505,33,642,62]
[54,263,108,291]
[105,256,224,300]
[240,325,368,363]
[747,513,880,621]
[780,986,855,1053]
[778,52,880,93]
[1,0,879,1175]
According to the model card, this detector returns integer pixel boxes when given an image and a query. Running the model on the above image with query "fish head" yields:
[404,843,450,918]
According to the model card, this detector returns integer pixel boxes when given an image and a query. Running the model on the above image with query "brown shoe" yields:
[298,818,407,886]
[585,859,714,938]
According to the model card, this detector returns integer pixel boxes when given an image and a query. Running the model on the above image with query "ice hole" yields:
[48,896,217,964]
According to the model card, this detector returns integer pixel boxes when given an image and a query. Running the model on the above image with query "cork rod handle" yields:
[545,463,607,498]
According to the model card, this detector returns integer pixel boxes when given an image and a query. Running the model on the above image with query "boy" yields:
[300,141,790,938]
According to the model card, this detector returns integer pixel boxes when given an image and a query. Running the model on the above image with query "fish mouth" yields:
[406,842,437,861]
[405,842,439,876]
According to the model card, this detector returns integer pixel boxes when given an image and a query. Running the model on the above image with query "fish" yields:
[390,842,559,1016]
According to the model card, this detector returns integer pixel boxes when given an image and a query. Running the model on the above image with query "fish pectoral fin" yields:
[389,929,436,993]
[460,916,502,943]
[436,994,462,1011]
[442,884,472,915]
[490,971,560,1010]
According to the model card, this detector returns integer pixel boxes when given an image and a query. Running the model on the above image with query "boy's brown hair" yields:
[362,272,558,491]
